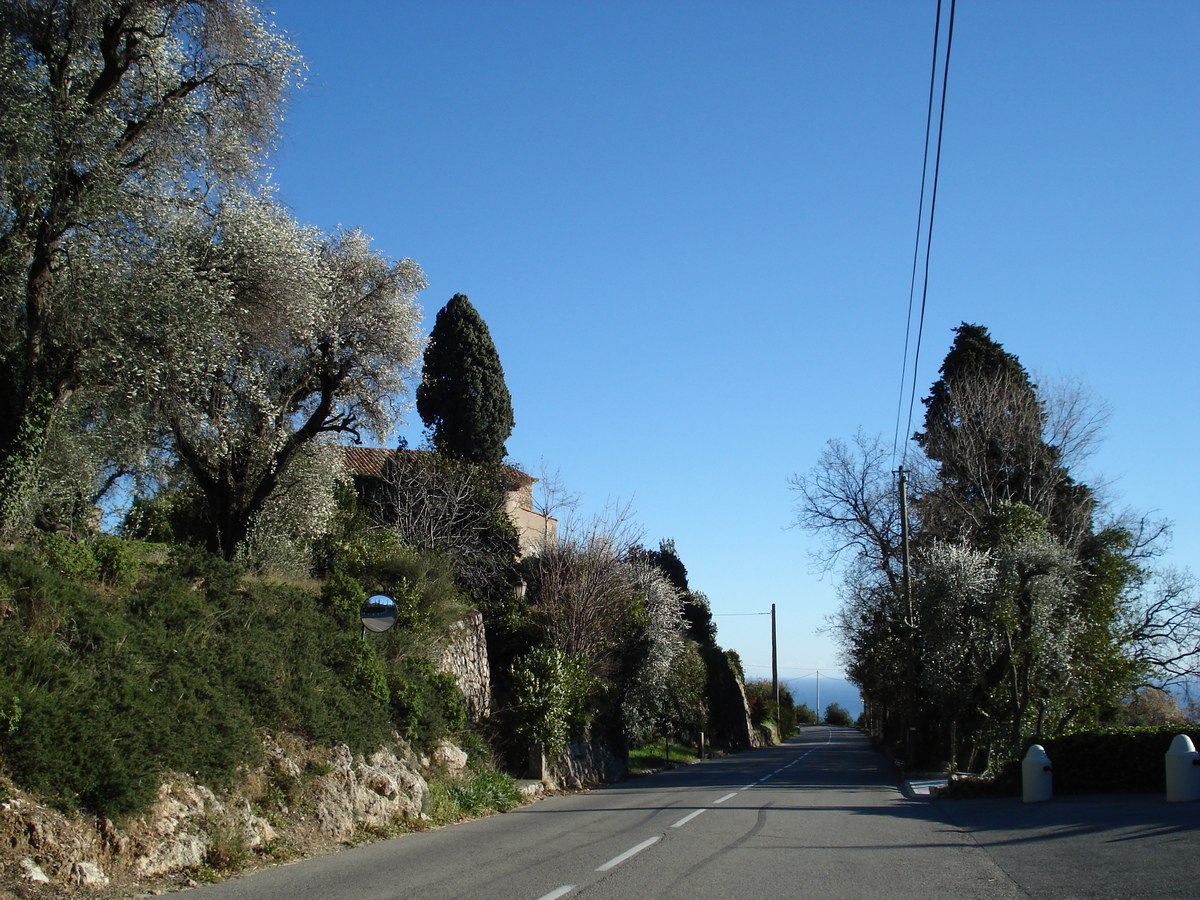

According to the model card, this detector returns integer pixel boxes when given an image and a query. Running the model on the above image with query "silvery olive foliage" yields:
[141,192,426,558]
[236,439,351,572]
[0,0,303,534]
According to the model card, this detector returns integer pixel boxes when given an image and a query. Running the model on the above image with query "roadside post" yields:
[1022,744,1053,803]
[1165,734,1200,802]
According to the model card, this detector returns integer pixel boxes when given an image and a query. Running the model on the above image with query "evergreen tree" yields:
[417,294,514,466]
[915,323,1086,545]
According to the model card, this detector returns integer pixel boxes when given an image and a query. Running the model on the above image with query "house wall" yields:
[507,504,558,556]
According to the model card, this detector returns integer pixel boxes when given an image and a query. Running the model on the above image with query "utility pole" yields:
[771,603,778,708]
[898,466,912,621]
[898,465,916,763]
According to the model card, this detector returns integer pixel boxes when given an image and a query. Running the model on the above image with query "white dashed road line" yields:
[671,809,706,828]
[532,737,838,898]
[596,836,662,872]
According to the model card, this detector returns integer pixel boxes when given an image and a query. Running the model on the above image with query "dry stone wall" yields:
[546,732,628,789]
[434,610,491,720]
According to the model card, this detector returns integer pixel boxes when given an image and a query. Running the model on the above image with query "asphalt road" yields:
[184,726,1200,900]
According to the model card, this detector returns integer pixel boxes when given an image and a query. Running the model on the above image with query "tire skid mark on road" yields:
[658,802,777,897]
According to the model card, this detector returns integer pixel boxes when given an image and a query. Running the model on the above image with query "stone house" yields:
[340,447,557,556]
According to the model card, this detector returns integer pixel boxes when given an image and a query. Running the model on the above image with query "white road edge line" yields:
[596,836,662,872]
[714,792,737,804]
[535,887,575,900]
[671,809,706,828]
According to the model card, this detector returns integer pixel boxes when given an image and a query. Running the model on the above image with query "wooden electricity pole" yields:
[898,465,916,762]
[771,603,778,708]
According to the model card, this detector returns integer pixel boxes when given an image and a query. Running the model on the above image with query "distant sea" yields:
[784,677,863,721]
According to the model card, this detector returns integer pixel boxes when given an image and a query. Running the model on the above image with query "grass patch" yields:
[428,766,523,824]
[629,739,699,771]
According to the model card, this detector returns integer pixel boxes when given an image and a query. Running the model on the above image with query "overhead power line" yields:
[893,0,957,467]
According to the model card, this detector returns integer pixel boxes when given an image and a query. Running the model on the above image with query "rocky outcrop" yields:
[309,744,430,841]
[0,733,441,895]
[129,777,277,877]
[1,795,107,889]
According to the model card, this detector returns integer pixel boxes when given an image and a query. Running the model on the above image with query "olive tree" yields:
[143,193,425,559]
[0,0,301,534]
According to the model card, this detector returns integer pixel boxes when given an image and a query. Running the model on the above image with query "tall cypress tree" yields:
[416,294,514,466]
[915,323,1088,545]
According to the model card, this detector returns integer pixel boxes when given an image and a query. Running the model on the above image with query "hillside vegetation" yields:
[0,538,467,819]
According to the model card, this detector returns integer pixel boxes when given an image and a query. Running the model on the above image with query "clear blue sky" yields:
[266,1,1199,705]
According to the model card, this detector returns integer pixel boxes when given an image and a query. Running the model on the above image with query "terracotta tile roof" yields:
[341,446,398,476]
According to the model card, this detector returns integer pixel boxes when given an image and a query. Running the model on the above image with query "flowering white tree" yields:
[914,528,1084,761]
[140,193,425,558]
[237,439,351,571]
[619,562,688,740]
[0,0,302,534]
[915,541,999,725]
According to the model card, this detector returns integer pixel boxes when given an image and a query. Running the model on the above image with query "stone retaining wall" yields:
[434,610,490,720]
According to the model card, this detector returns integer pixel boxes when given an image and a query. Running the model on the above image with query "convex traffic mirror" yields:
[360,594,398,634]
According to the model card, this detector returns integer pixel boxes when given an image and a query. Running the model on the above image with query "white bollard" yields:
[1165,734,1200,802]
[1022,744,1053,803]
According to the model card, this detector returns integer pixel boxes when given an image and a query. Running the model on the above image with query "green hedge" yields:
[1032,727,1200,794]
[944,727,1200,799]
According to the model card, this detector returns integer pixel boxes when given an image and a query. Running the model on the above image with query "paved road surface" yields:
[185,726,1199,899]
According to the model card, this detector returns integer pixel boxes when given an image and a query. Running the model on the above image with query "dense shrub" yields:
[33,532,99,581]
[387,655,467,752]
[0,546,411,816]
[507,647,594,757]
[744,680,797,739]
[91,533,143,588]
[318,520,465,655]
[825,703,854,727]
[121,490,211,546]
[940,727,1200,799]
